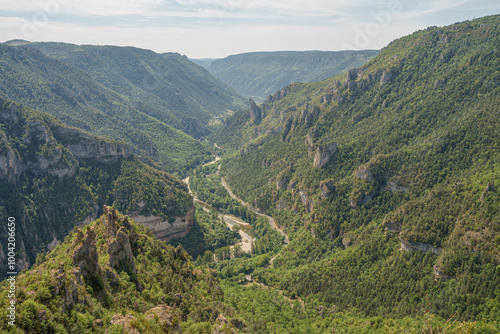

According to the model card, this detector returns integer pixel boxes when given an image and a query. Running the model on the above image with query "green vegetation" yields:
[0,42,226,174]
[27,42,247,136]
[207,50,379,101]
[1,14,500,333]
[187,162,284,255]
[209,14,500,326]
[169,206,241,259]
[0,98,192,280]
[0,207,242,333]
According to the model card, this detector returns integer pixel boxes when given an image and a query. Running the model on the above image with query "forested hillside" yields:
[207,50,378,101]
[0,97,193,278]
[0,42,228,173]
[23,42,247,137]
[210,15,500,323]
[0,206,244,333]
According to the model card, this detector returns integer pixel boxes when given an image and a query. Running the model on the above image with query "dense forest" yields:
[209,14,500,327]
[205,50,378,101]
[0,14,499,333]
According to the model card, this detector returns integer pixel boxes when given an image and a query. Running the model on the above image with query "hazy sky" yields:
[0,0,498,58]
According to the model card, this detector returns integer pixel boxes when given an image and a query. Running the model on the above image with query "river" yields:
[182,176,256,253]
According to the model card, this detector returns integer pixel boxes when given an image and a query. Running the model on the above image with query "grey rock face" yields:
[320,180,335,199]
[313,142,337,168]
[249,98,263,123]
[72,228,99,280]
[400,239,442,255]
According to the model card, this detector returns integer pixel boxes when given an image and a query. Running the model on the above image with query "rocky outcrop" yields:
[345,68,364,90]
[313,142,337,168]
[99,206,138,274]
[380,70,394,86]
[276,176,289,190]
[0,147,21,183]
[145,304,179,330]
[249,98,263,123]
[320,180,335,199]
[342,236,352,249]
[384,221,401,233]
[277,197,288,210]
[54,127,132,163]
[480,181,496,201]
[212,314,237,334]
[433,266,456,281]
[355,167,374,180]
[51,263,86,311]
[107,314,140,334]
[264,86,291,104]
[299,103,320,126]
[382,180,408,192]
[108,226,137,275]
[72,228,99,280]
[47,233,60,250]
[299,189,314,213]
[131,206,195,242]
[400,239,442,255]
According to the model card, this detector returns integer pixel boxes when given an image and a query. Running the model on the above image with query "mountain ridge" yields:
[206,50,379,101]
[209,14,500,322]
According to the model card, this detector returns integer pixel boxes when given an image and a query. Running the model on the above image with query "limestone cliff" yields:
[54,126,132,163]
[313,142,338,168]
[131,206,195,242]
[249,98,263,124]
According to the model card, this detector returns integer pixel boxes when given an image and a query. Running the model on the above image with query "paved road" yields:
[182,176,255,253]
[220,177,289,245]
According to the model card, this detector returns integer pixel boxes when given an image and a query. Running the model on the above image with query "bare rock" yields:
[107,314,140,334]
[72,228,99,280]
[108,226,137,275]
[380,70,394,86]
[0,146,21,183]
[277,197,288,210]
[480,181,496,201]
[355,167,374,180]
[249,98,263,123]
[212,314,237,334]
[313,142,337,168]
[384,221,401,233]
[54,127,132,164]
[299,189,314,213]
[382,180,408,192]
[400,239,442,255]
[276,176,289,191]
[342,236,352,249]
[145,304,176,330]
[319,180,335,199]
[433,266,456,281]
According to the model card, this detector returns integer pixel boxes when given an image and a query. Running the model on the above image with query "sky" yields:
[0,0,498,58]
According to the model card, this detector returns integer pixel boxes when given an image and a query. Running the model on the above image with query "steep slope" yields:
[189,57,219,69]
[22,41,247,136]
[210,15,500,321]
[0,206,242,333]
[0,43,209,173]
[207,50,379,101]
[0,97,194,277]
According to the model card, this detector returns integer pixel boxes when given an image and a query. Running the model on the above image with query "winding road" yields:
[182,175,255,253]
[220,177,289,245]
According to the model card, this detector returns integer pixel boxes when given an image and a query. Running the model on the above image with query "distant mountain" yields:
[0,97,193,278]
[210,15,500,321]
[0,43,212,173]
[21,41,247,137]
[189,57,219,69]
[207,50,379,101]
